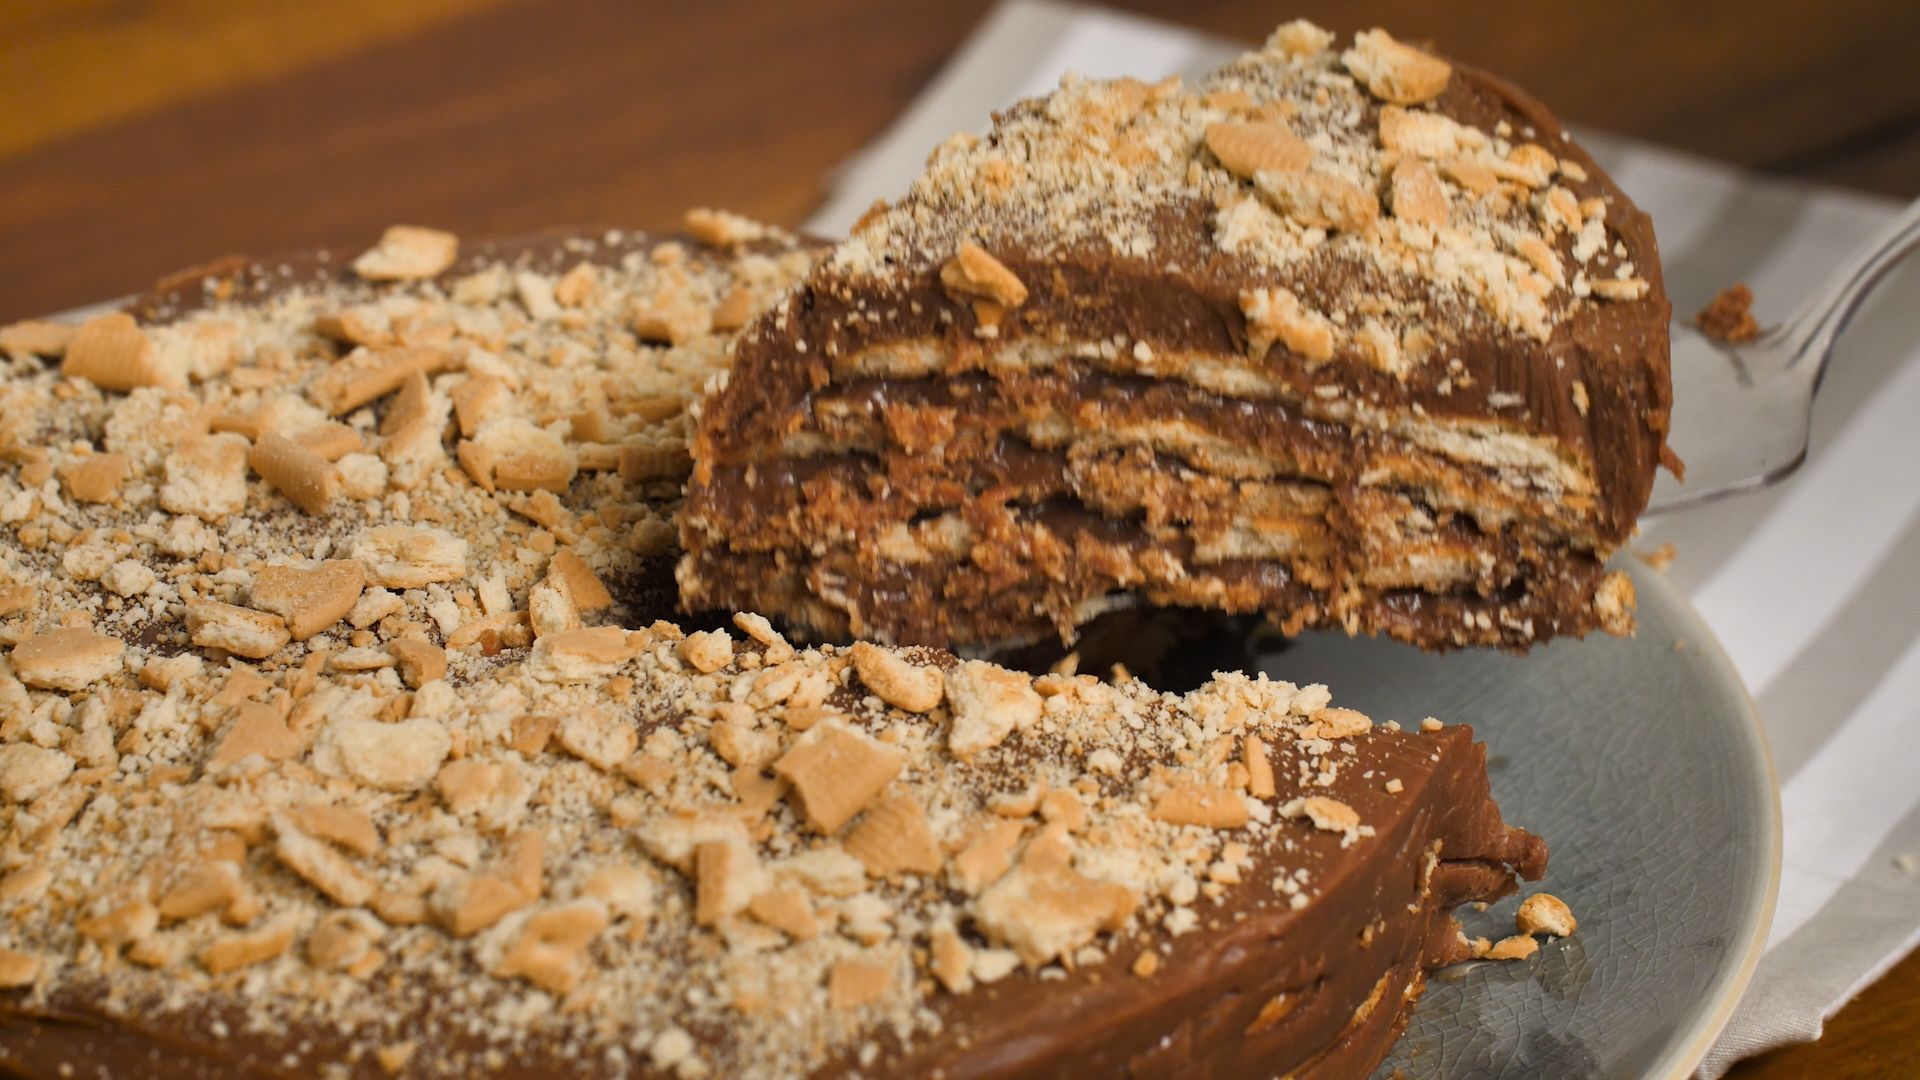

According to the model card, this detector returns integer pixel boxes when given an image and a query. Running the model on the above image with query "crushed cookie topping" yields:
[826,21,1648,365]
[0,607,1403,1077]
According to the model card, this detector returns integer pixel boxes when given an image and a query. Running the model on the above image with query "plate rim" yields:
[1630,559,1783,1079]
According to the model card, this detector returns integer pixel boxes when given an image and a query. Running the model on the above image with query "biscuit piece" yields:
[250,561,366,640]
[10,628,124,690]
[352,226,459,281]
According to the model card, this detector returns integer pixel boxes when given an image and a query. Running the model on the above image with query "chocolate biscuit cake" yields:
[682,21,1677,650]
[0,219,1553,1076]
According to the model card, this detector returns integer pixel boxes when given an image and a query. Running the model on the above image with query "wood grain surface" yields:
[1,1,1917,1072]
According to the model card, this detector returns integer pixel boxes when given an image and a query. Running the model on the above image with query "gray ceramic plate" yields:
[1249,559,1780,1078]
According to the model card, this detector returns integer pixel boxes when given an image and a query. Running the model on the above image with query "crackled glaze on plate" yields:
[1252,558,1779,1079]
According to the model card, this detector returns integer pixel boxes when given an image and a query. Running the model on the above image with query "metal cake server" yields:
[1647,197,1920,514]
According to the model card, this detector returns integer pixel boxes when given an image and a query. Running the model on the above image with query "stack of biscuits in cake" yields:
[0,21,1608,1080]
[682,20,1674,651]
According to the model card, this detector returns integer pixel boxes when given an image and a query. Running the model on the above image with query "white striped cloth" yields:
[808,4,1920,1074]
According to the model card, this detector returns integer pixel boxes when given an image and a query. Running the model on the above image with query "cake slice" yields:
[682,21,1676,650]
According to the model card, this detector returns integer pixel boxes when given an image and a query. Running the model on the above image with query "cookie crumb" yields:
[1484,934,1539,961]
[1636,541,1676,571]
[1515,893,1577,937]
[1693,284,1760,343]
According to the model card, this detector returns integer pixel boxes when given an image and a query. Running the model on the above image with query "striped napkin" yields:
[809,4,1920,1074]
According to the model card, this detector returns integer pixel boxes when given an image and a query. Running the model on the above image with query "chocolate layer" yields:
[683,365,1632,647]
[682,513,1615,650]
[701,368,1607,541]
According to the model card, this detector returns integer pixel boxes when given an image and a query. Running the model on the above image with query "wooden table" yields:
[1,1,1917,1073]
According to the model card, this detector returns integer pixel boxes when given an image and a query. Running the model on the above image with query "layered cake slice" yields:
[0,223,1550,1077]
[682,21,1676,650]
